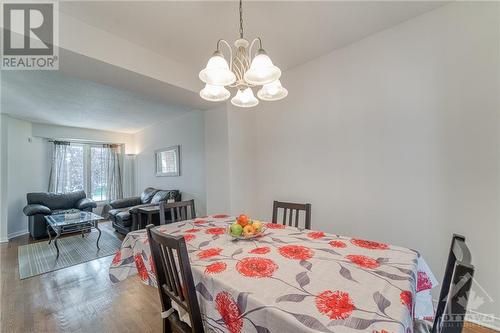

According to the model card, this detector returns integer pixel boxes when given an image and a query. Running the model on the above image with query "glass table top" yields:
[45,211,103,228]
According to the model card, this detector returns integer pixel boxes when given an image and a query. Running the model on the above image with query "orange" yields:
[237,214,249,227]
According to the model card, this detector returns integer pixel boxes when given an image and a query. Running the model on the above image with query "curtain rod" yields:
[46,138,125,146]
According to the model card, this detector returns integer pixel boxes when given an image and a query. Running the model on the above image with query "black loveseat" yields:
[104,187,181,235]
[23,190,97,239]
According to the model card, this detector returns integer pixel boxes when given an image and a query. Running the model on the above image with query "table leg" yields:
[54,230,61,257]
[146,213,153,228]
[47,225,52,244]
[95,222,101,250]
[137,213,143,230]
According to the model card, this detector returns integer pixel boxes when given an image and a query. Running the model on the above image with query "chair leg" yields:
[163,317,173,333]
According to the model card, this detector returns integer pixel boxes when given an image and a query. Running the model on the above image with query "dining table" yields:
[109,214,438,333]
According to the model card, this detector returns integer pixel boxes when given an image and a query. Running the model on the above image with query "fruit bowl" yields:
[228,214,266,240]
[227,225,267,240]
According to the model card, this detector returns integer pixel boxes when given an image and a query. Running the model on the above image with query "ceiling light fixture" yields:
[199,0,287,107]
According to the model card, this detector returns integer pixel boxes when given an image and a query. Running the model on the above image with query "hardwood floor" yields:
[0,221,497,333]
[0,222,162,333]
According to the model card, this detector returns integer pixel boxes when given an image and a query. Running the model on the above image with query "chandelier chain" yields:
[239,0,244,38]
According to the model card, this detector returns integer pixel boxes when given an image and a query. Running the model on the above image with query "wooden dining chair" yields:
[272,200,312,230]
[160,200,196,224]
[146,224,204,333]
[415,234,474,333]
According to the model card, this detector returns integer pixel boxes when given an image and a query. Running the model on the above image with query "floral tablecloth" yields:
[109,215,438,333]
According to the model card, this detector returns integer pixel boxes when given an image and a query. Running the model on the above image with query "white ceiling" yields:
[60,1,448,72]
[2,1,449,133]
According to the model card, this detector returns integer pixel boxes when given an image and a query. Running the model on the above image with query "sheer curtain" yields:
[48,141,70,193]
[105,144,123,201]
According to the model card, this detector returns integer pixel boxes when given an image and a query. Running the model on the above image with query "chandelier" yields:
[199,0,287,108]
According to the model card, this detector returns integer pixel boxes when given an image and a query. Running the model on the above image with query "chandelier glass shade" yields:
[198,0,287,107]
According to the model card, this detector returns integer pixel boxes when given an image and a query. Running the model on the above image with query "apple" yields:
[243,224,255,237]
[252,220,262,232]
[230,223,243,236]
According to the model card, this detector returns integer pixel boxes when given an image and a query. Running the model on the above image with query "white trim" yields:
[7,229,29,240]
[465,310,500,331]
[0,237,8,243]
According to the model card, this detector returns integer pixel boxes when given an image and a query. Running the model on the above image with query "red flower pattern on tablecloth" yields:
[185,228,200,233]
[279,245,314,260]
[134,254,149,281]
[329,240,347,248]
[315,290,355,320]
[215,291,243,333]
[213,214,230,219]
[194,219,208,225]
[149,255,156,276]
[249,247,271,255]
[373,330,392,333]
[183,234,196,242]
[308,231,325,239]
[236,257,278,278]
[205,227,226,235]
[111,250,121,265]
[400,290,413,313]
[205,262,227,274]
[266,223,285,229]
[351,238,389,250]
[346,254,380,269]
[198,248,223,260]
[417,271,432,292]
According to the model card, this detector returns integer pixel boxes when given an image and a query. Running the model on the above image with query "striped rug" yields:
[18,227,122,279]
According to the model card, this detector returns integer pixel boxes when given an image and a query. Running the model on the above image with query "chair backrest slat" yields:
[147,224,204,333]
[432,234,474,333]
[272,200,312,230]
[160,200,196,224]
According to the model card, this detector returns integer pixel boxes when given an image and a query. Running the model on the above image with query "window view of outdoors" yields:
[91,147,108,201]
[65,145,84,193]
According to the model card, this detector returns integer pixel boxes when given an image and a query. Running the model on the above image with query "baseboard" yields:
[466,311,500,331]
[7,229,29,240]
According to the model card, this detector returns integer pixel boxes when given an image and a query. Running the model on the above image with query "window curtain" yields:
[104,144,123,201]
[48,141,70,193]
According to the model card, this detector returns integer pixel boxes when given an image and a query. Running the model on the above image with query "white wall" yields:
[204,106,231,215]
[219,2,500,324]
[3,116,49,238]
[135,111,207,216]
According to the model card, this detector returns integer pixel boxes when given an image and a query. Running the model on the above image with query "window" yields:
[65,145,85,192]
[90,146,108,201]
[55,143,122,201]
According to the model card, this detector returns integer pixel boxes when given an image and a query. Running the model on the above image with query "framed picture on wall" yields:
[155,145,180,177]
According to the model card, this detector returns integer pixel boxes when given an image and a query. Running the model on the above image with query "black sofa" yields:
[105,187,181,235]
[23,190,97,239]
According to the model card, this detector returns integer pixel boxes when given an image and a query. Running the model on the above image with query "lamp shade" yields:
[244,49,281,85]
[199,52,236,86]
[200,84,230,102]
[257,80,288,101]
[231,88,259,108]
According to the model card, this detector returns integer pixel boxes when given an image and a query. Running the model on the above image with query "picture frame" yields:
[155,145,180,177]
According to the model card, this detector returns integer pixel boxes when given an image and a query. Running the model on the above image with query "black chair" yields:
[160,200,196,224]
[146,224,204,333]
[415,234,474,333]
[272,200,311,229]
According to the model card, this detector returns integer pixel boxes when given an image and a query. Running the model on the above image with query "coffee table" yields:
[45,212,104,257]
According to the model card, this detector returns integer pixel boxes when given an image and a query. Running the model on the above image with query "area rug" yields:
[18,227,122,279]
